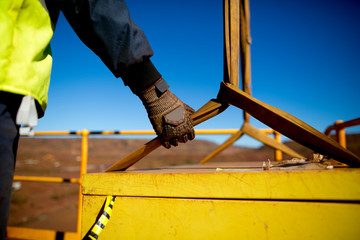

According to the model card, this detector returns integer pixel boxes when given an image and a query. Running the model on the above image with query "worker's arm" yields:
[48,0,195,148]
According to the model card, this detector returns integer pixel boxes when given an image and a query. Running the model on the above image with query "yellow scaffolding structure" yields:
[7,0,360,237]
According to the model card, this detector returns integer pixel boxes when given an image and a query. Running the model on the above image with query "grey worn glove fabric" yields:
[137,78,195,148]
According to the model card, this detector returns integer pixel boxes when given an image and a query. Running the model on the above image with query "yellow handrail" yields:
[31,128,278,136]
[324,118,360,148]
[13,176,79,183]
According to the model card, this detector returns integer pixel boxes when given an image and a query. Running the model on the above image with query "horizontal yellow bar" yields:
[83,168,360,201]
[325,118,360,135]
[6,227,79,240]
[103,130,155,135]
[32,129,276,136]
[195,129,276,134]
[34,131,81,135]
[14,176,79,184]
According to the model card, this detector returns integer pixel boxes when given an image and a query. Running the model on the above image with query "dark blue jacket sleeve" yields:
[54,0,155,77]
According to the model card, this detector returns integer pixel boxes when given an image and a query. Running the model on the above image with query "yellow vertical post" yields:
[274,131,282,161]
[229,0,240,89]
[335,120,346,148]
[223,0,240,88]
[240,0,252,123]
[77,129,89,238]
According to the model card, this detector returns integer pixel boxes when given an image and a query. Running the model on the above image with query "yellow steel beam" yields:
[13,176,79,183]
[83,168,360,201]
[218,81,360,166]
[34,131,80,135]
[32,129,279,136]
[240,0,252,122]
[241,122,303,159]
[82,167,360,239]
[335,120,347,148]
[6,227,79,240]
[200,123,302,165]
[76,129,89,235]
[324,117,360,136]
[82,196,360,240]
[274,131,282,161]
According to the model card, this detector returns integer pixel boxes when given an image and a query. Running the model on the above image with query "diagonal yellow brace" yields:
[105,100,229,172]
[200,130,244,164]
[218,81,360,167]
[241,122,304,159]
[200,123,303,165]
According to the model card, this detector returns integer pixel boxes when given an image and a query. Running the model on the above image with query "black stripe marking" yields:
[103,211,110,219]
[90,231,98,239]
[96,221,105,229]
[63,178,71,183]
[90,131,103,134]
[55,231,64,240]
[69,131,77,135]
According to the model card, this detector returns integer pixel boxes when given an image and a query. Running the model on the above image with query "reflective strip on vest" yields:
[0,0,54,112]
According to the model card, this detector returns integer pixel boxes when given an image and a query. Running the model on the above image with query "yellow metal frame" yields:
[81,168,360,239]
[199,0,304,165]
[10,120,359,239]
[9,128,284,239]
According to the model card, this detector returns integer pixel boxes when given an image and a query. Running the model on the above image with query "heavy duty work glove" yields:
[137,78,195,148]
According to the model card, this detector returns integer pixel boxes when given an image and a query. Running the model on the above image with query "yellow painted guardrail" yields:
[324,118,360,149]
[9,129,90,240]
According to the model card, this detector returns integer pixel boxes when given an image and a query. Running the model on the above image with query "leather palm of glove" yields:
[137,78,195,148]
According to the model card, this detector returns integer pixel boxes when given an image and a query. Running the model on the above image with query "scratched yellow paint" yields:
[82,168,360,201]
[81,167,360,239]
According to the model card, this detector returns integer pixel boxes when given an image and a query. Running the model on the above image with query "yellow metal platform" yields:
[81,163,360,239]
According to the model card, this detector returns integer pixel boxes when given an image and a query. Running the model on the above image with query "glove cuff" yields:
[121,58,162,94]
[138,78,180,117]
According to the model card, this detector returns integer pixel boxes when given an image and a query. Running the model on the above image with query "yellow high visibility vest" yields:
[0,0,53,113]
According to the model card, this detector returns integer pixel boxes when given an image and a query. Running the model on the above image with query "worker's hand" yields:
[137,78,195,148]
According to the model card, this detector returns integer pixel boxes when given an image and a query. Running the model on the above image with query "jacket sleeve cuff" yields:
[119,58,162,94]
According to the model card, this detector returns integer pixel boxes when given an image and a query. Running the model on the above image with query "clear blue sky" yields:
[38,0,360,148]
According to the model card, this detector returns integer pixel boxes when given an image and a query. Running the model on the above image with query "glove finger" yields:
[162,140,171,149]
[170,138,179,147]
[179,134,188,143]
[188,128,195,141]
[184,104,195,115]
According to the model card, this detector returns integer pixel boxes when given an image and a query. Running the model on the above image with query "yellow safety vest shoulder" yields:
[0,0,54,113]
